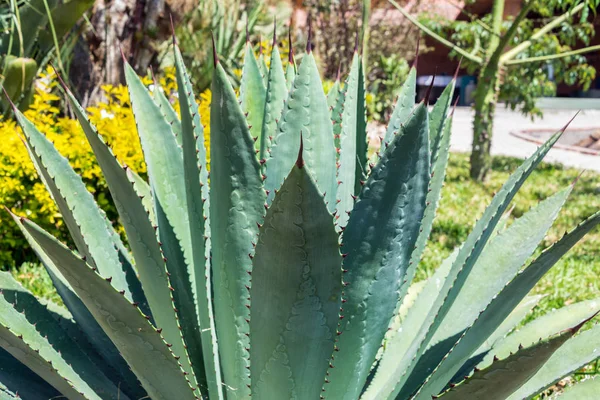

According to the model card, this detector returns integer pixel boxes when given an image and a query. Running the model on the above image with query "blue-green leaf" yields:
[152,83,182,145]
[507,323,600,400]
[125,62,199,388]
[210,60,266,399]
[260,42,287,162]
[0,271,124,400]
[21,218,197,400]
[429,78,455,160]
[411,189,590,400]
[285,52,296,91]
[7,210,144,398]
[336,51,367,228]
[240,42,267,150]
[398,111,454,309]
[409,187,573,397]
[327,76,341,109]
[480,298,600,371]
[251,164,342,400]
[382,67,416,150]
[375,124,569,399]
[12,107,145,312]
[62,85,191,389]
[265,51,337,212]
[362,249,457,400]
[439,325,582,400]
[174,43,222,399]
[0,348,60,400]
[325,104,430,400]
[258,51,269,86]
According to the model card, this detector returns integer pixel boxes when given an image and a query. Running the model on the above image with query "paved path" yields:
[451,106,600,171]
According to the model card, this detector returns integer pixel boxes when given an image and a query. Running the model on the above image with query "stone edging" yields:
[510,128,600,156]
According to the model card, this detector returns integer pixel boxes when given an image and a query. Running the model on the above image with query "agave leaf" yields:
[240,42,267,149]
[330,77,346,154]
[411,188,590,400]
[395,280,428,329]
[285,52,296,91]
[479,297,600,370]
[381,279,429,360]
[555,376,600,399]
[408,187,573,393]
[448,294,544,387]
[439,322,585,400]
[429,78,455,160]
[126,168,156,225]
[265,51,337,212]
[0,348,61,400]
[507,323,600,400]
[64,75,196,389]
[0,272,134,398]
[362,248,457,399]
[327,75,341,109]
[250,163,342,400]
[399,112,454,310]
[174,43,222,399]
[0,272,124,400]
[0,385,19,400]
[491,205,515,238]
[480,295,543,352]
[7,211,144,397]
[260,41,287,162]
[258,51,269,86]
[152,83,182,144]
[336,51,367,228]
[20,218,197,400]
[125,62,200,386]
[12,107,145,311]
[381,66,416,151]
[475,210,600,400]
[0,265,146,398]
[370,124,568,399]
[326,104,430,400]
[210,60,266,399]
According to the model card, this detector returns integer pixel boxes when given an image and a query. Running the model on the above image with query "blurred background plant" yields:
[303,0,417,123]
[0,0,93,113]
[366,53,409,122]
[171,0,261,93]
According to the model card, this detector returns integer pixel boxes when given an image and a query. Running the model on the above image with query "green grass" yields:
[11,262,62,305]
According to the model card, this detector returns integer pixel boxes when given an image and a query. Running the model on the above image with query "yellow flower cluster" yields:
[0,66,211,267]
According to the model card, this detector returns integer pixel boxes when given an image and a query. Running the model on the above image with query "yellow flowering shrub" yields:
[0,67,211,268]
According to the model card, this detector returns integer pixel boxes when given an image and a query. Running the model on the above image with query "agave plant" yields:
[1,23,600,400]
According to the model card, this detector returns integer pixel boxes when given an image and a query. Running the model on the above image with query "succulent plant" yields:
[2,25,600,400]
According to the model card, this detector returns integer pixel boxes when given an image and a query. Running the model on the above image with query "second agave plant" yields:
[1,23,600,400]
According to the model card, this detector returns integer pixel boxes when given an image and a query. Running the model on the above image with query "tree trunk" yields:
[470,69,499,182]
[469,0,504,182]
[69,0,194,106]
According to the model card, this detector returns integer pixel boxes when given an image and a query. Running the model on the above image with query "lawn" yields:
[12,152,600,324]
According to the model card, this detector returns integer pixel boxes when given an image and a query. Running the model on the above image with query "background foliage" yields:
[421,1,598,119]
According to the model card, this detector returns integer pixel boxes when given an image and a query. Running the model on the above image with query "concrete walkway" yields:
[451,106,600,171]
